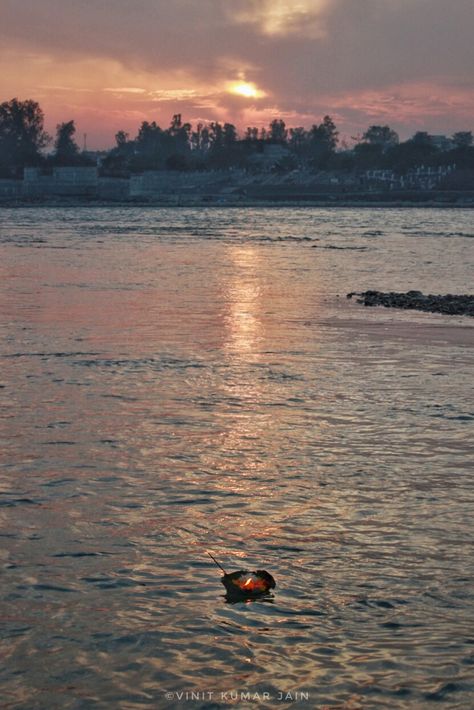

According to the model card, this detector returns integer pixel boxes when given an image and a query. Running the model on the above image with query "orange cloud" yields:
[1,1,473,147]
[325,82,474,136]
[228,0,330,37]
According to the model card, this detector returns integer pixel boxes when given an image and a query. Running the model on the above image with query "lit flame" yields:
[231,572,271,593]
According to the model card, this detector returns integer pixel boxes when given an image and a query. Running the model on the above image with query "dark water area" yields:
[1,207,473,709]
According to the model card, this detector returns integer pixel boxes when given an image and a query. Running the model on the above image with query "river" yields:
[1,206,473,708]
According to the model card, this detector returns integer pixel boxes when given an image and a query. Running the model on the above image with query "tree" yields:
[207,122,225,167]
[132,121,171,170]
[54,120,79,164]
[452,131,473,149]
[168,113,192,155]
[268,119,287,143]
[223,123,237,148]
[309,115,338,167]
[0,98,50,173]
[411,131,433,147]
[244,127,259,142]
[208,122,224,150]
[204,122,241,168]
[115,130,129,148]
[354,125,399,169]
[385,132,438,173]
[136,121,162,150]
[320,115,339,151]
[168,114,183,136]
[289,127,308,156]
[191,123,209,153]
[100,130,134,176]
[446,131,474,170]
[362,125,399,149]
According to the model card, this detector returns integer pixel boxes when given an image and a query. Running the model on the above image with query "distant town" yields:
[1,98,473,205]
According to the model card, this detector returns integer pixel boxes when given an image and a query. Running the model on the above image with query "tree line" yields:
[1,97,473,178]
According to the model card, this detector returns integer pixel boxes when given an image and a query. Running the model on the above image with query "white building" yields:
[23,167,98,196]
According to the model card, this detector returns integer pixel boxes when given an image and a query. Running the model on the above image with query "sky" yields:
[1,0,473,149]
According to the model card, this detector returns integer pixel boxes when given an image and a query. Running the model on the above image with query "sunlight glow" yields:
[230,0,328,37]
[228,81,266,99]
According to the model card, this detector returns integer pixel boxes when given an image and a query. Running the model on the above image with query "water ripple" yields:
[0,206,473,709]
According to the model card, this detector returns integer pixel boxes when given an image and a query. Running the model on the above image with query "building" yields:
[23,166,98,197]
[0,179,23,200]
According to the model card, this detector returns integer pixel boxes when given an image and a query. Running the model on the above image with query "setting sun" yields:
[228,81,266,99]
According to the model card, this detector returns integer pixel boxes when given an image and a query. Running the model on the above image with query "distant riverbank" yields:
[1,194,474,209]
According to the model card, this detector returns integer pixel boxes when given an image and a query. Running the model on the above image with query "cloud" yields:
[3,0,473,87]
[103,87,147,94]
[1,0,473,146]
[227,0,330,38]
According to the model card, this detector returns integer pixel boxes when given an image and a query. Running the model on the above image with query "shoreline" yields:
[347,290,474,318]
[1,197,474,209]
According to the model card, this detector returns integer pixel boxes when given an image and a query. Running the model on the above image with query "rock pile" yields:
[346,290,474,317]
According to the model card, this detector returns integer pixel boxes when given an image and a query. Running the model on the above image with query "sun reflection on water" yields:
[2,208,474,708]
[224,245,264,359]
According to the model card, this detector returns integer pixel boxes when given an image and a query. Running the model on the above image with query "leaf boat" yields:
[207,551,276,601]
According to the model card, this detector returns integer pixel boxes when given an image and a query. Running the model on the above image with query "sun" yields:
[227,81,266,99]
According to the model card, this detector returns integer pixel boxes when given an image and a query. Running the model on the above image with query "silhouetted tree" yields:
[385,132,438,173]
[268,119,287,143]
[223,123,238,147]
[53,120,80,164]
[412,131,434,147]
[131,121,172,170]
[0,98,50,174]
[189,123,210,168]
[168,113,192,155]
[100,129,135,175]
[208,122,224,150]
[244,127,259,142]
[289,127,308,157]
[452,131,473,149]
[354,125,399,169]
[445,131,474,170]
[362,125,399,149]
[136,121,162,150]
[207,122,227,167]
[204,121,241,168]
[309,115,338,167]
[115,130,129,148]
[320,115,338,150]
[191,123,209,153]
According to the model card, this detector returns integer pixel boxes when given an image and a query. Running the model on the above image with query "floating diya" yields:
[207,551,276,601]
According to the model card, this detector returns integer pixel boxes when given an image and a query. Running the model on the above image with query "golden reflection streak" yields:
[199,245,272,495]
[224,245,263,358]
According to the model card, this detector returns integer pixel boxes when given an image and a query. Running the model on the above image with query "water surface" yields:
[1,207,473,708]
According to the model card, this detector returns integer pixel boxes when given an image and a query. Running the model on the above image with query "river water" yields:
[1,207,473,709]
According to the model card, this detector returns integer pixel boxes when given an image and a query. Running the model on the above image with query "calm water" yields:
[1,207,473,709]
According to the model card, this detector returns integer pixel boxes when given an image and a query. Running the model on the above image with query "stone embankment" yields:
[347,290,474,317]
